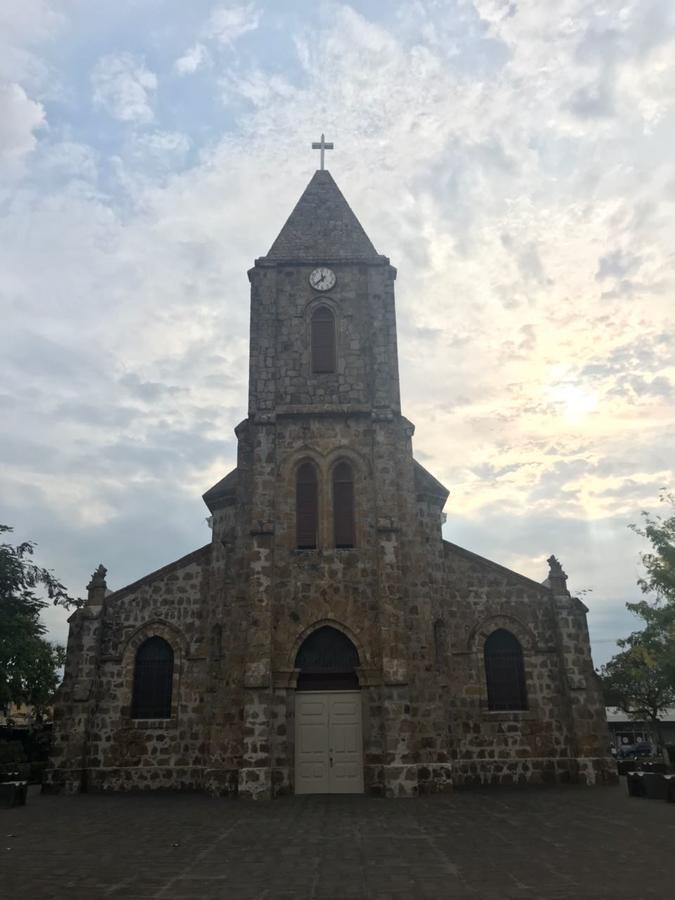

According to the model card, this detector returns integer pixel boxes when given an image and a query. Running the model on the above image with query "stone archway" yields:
[294,625,360,691]
[294,626,364,794]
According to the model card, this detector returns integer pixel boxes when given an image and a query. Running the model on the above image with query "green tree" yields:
[0,525,80,718]
[601,642,675,751]
[630,490,675,604]
[625,491,675,686]
[601,492,675,753]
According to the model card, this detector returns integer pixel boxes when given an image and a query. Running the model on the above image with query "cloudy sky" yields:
[1,0,674,667]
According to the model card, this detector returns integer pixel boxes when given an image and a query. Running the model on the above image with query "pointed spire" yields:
[265,170,380,262]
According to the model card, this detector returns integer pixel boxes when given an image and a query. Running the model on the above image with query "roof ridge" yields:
[442,539,549,593]
[103,544,212,602]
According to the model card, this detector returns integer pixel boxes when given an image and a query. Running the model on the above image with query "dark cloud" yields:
[595,249,642,281]
[98,428,234,477]
[55,399,140,428]
[593,478,667,500]
[119,372,186,402]
[0,435,64,468]
[568,81,615,119]
[3,330,108,385]
[470,461,531,481]
[607,374,674,402]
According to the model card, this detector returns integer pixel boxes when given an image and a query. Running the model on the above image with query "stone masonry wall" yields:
[48,170,615,798]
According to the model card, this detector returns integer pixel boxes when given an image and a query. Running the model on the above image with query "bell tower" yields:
[204,149,448,799]
[247,167,401,418]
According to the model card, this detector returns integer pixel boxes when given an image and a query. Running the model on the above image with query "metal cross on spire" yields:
[311,133,334,170]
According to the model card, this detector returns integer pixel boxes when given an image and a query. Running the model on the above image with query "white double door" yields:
[295,691,364,794]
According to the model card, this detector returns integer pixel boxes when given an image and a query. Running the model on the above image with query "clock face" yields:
[309,267,336,292]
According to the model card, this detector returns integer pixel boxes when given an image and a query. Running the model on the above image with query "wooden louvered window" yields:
[311,306,336,373]
[333,461,355,548]
[132,636,174,719]
[296,462,318,549]
[484,629,528,711]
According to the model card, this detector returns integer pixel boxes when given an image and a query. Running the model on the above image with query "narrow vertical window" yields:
[484,629,528,711]
[296,462,318,549]
[132,636,174,719]
[333,461,355,548]
[311,306,336,373]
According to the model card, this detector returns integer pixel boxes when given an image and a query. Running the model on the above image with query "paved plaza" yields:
[2,784,674,899]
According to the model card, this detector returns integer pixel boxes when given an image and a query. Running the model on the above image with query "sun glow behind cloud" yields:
[0,0,673,662]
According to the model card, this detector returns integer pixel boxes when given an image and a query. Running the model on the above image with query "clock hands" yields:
[309,267,335,291]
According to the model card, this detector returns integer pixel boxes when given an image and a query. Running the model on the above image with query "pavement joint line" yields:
[152,818,242,899]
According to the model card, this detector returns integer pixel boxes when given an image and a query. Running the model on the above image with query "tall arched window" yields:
[332,461,355,548]
[311,306,336,374]
[296,462,318,549]
[132,636,174,719]
[484,629,528,711]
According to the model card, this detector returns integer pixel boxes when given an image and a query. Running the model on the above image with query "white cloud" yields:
[174,42,211,76]
[1,1,675,663]
[207,3,261,45]
[91,52,157,124]
[130,130,191,169]
[0,81,45,176]
[220,68,296,107]
[0,1,65,86]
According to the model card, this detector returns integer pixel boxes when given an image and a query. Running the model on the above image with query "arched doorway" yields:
[294,626,363,794]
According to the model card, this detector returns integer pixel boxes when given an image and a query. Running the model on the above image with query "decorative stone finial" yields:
[86,564,107,605]
[87,564,107,589]
[546,555,569,595]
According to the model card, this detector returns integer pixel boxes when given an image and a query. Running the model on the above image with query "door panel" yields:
[295,691,363,794]
[295,694,329,793]
[329,695,364,793]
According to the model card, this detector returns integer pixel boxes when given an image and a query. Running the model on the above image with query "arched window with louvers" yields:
[332,460,355,548]
[296,461,319,550]
[131,636,174,719]
[311,306,336,374]
[484,629,528,711]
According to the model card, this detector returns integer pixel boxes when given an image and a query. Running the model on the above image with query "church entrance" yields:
[293,626,364,794]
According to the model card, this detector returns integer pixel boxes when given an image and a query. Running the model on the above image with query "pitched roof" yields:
[442,540,551,594]
[265,169,380,261]
[413,459,449,504]
[202,467,238,512]
[102,544,212,604]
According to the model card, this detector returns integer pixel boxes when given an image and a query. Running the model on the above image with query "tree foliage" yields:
[600,492,675,745]
[0,525,80,716]
[629,490,675,604]
[602,644,675,727]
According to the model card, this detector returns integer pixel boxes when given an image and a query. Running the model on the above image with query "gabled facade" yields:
[46,169,615,798]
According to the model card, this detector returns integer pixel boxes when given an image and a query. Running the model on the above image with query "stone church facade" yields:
[46,168,614,798]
